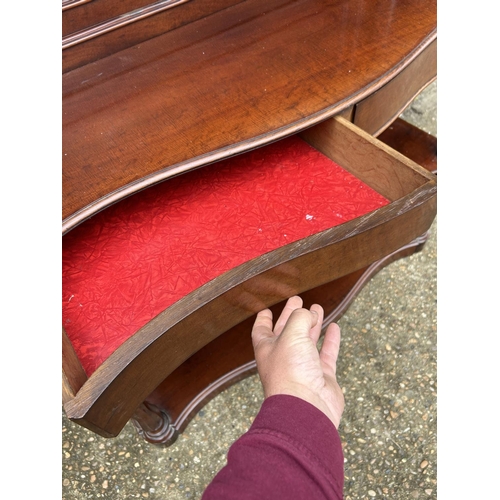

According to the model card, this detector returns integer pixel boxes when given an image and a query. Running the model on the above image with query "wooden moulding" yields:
[63,116,437,438]
[62,0,437,233]
[63,0,171,33]
[62,0,93,12]
[62,0,246,72]
[62,0,192,50]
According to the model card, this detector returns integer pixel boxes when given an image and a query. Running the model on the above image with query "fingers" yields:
[319,322,341,378]
[251,308,274,349]
[309,303,324,344]
[273,295,303,336]
[252,296,323,348]
[279,306,318,342]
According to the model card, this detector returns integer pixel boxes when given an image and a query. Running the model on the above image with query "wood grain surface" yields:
[63,0,174,35]
[62,0,436,233]
[353,39,437,136]
[62,0,246,72]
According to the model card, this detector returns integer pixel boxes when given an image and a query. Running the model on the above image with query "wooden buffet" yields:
[62,0,437,445]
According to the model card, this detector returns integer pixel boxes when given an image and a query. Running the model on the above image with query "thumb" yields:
[319,322,341,377]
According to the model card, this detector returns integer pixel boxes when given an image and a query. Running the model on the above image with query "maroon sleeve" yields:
[202,394,344,500]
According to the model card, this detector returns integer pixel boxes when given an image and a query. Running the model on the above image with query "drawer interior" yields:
[62,116,434,378]
[299,117,430,202]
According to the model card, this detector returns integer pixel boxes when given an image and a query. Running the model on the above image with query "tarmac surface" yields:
[62,81,437,500]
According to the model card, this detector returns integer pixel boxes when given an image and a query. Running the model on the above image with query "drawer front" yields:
[353,39,437,136]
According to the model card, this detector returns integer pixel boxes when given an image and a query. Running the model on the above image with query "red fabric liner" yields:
[63,136,389,376]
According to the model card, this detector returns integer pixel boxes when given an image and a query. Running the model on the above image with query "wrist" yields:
[264,383,340,429]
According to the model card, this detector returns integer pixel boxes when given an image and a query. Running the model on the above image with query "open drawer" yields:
[62,116,437,440]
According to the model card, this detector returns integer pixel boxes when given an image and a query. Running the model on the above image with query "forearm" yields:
[202,395,344,500]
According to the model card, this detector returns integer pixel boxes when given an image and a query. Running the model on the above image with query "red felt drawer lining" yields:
[63,136,389,376]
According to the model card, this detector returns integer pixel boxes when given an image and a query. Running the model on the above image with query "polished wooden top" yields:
[62,0,436,232]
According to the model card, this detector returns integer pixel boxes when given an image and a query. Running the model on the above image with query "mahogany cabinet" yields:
[62,0,437,444]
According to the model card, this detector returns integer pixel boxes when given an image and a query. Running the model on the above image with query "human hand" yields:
[251,295,345,428]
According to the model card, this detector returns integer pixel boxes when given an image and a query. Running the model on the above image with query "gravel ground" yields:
[62,81,437,500]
